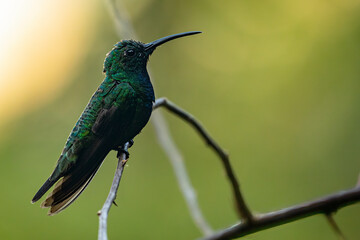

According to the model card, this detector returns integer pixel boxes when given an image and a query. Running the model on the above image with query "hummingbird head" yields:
[103,31,201,75]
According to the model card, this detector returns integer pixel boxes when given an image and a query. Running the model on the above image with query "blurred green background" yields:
[0,0,359,239]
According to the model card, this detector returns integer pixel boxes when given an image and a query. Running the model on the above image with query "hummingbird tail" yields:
[40,162,103,216]
[34,138,111,215]
[31,178,58,204]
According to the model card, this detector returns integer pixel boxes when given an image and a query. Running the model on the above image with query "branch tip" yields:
[326,213,346,240]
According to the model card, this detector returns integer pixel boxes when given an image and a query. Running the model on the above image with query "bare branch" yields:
[105,0,136,39]
[199,187,360,240]
[98,142,129,240]
[153,98,253,222]
[326,214,346,240]
[104,0,213,236]
[151,111,214,235]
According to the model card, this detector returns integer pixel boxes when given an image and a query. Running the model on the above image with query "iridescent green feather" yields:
[51,76,132,180]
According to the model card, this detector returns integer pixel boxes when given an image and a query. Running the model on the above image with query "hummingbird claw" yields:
[115,140,133,158]
[112,200,118,207]
[117,147,130,159]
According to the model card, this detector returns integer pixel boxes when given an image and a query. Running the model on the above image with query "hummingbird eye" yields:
[125,49,135,57]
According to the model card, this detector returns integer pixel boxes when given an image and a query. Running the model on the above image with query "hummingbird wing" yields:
[32,81,137,215]
[31,79,116,203]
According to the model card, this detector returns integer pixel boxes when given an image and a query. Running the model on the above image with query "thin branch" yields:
[105,0,136,39]
[326,214,346,240]
[199,187,360,240]
[153,97,253,222]
[104,0,213,236]
[151,111,214,235]
[98,142,129,240]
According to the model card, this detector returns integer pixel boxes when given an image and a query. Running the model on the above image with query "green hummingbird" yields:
[31,31,201,215]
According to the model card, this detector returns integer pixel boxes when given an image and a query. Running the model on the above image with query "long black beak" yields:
[144,31,201,52]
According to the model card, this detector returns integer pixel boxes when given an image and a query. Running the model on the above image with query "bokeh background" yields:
[0,0,359,239]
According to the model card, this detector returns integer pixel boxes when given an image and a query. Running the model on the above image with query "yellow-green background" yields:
[0,0,359,239]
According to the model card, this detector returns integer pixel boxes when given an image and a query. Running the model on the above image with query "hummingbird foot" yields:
[114,140,133,159]
[117,146,130,159]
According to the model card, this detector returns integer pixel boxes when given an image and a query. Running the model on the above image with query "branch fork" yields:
[97,97,360,240]
[101,1,359,239]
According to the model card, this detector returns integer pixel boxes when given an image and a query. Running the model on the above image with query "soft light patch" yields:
[0,0,97,128]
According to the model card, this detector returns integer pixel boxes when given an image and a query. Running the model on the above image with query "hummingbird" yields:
[31,31,201,215]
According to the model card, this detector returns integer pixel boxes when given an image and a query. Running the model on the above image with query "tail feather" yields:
[31,178,58,204]
[41,168,99,215]
[39,142,110,215]
[32,136,112,215]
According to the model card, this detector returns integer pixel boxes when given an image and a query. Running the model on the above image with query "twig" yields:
[151,108,214,235]
[98,142,129,240]
[153,98,253,222]
[199,187,360,240]
[105,0,213,236]
[326,214,346,240]
[105,0,136,39]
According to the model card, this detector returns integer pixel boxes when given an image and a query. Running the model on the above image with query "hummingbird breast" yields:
[97,78,154,149]
[112,97,153,147]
